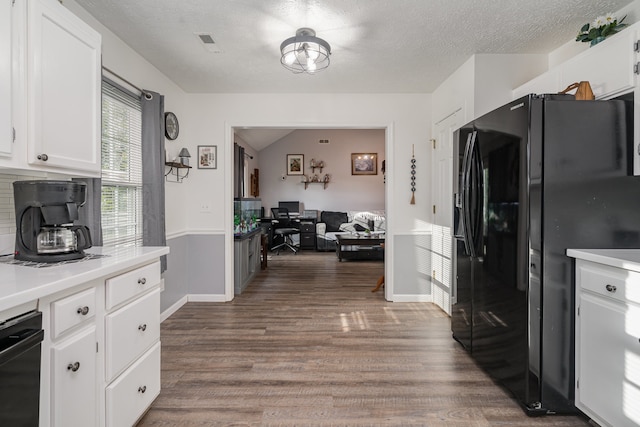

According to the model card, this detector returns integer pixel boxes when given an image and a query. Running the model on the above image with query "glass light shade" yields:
[280,28,331,74]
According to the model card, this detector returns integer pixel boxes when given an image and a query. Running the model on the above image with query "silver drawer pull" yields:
[138,385,147,394]
[605,284,617,293]
[67,362,80,372]
[138,277,147,285]
[76,306,90,315]
[138,324,147,331]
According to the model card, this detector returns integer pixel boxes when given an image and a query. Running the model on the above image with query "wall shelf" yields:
[165,161,191,182]
[303,181,328,190]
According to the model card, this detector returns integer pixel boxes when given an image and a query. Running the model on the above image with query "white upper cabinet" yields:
[514,27,637,101]
[511,69,561,100]
[0,0,12,157]
[27,0,101,176]
[560,29,636,100]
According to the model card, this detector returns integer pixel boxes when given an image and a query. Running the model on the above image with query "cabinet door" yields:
[51,326,97,427]
[577,293,640,427]
[0,0,12,156]
[561,30,636,99]
[27,0,101,175]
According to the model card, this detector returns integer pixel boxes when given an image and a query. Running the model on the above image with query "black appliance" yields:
[13,180,92,262]
[0,310,44,426]
[452,94,639,414]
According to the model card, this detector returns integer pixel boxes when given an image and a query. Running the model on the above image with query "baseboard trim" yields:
[390,294,434,303]
[188,294,227,302]
[161,295,188,322]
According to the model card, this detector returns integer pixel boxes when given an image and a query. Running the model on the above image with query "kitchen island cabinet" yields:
[0,246,169,427]
[234,228,262,294]
[567,249,640,427]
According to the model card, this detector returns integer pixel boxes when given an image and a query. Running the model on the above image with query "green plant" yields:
[576,13,627,43]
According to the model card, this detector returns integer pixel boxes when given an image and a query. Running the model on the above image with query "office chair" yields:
[270,207,300,254]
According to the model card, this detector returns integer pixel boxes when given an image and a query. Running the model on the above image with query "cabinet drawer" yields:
[106,342,160,427]
[51,326,97,427]
[105,289,160,381]
[106,261,160,309]
[51,287,96,339]
[300,223,315,233]
[578,262,640,305]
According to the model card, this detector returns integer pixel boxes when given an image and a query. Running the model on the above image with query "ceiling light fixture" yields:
[280,27,331,74]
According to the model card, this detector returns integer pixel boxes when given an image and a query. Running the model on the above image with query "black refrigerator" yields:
[452,93,640,415]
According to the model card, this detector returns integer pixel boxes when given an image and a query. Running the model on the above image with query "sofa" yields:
[316,210,386,251]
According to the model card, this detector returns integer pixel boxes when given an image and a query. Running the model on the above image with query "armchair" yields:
[315,211,348,251]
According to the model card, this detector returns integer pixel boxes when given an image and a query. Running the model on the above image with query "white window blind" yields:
[101,81,143,247]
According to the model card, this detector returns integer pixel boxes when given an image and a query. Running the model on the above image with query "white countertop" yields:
[0,246,169,313]
[566,248,640,273]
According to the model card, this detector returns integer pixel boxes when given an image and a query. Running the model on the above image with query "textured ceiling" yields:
[74,0,633,94]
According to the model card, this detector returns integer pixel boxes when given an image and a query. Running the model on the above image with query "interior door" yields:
[432,110,460,314]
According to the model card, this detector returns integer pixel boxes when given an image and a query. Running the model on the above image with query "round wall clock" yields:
[164,112,179,140]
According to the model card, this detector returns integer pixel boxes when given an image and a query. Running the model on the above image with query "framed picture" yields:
[197,145,217,169]
[351,153,377,175]
[286,154,304,175]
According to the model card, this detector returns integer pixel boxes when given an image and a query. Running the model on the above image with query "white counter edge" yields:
[0,246,169,313]
[566,248,640,273]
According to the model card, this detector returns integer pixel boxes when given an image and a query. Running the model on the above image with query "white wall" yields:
[257,129,385,213]
[183,93,431,235]
[65,0,189,238]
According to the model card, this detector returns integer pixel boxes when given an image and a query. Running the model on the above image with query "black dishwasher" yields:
[0,310,44,427]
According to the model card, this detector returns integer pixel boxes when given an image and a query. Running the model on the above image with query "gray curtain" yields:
[234,143,245,198]
[141,90,167,272]
[72,177,103,246]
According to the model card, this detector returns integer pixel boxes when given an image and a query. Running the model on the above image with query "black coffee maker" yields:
[13,180,93,262]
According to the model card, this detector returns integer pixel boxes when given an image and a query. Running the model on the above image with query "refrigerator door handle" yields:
[471,136,484,258]
[462,131,477,257]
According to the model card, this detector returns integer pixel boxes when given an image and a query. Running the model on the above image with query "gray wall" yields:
[163,233,225,312]
[393,234,432,297]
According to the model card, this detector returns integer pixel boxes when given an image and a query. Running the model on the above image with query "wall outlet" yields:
[200,203,212,213]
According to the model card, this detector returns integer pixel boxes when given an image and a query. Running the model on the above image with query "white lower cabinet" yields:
[106,342,161,427]
[105,288,160,381]
[574,260,640,427]
[51,326,97,427]
[40,259,163,427]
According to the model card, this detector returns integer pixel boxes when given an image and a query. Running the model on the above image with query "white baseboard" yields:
[160,295,188,322]
[390,294,434,303]
[160,293,228,322]
[188,294,227,302]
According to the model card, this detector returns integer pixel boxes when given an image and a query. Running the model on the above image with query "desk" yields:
[336,234,384,261]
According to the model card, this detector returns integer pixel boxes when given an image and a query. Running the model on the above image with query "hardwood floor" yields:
[137,251,590,426]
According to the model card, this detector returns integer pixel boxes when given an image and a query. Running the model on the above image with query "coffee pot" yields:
[13,180,93,262]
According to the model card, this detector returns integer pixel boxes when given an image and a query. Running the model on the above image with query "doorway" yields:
[227,126,392,301]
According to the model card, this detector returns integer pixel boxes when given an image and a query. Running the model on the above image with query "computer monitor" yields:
[278,201,300,215]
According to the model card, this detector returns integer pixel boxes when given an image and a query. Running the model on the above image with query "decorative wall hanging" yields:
[410,145,416,204]
[351,153,377,175]
[197,145,217,169]
[287,154,304,175]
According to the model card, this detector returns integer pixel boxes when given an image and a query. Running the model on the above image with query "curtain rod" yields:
[102,66,152,99]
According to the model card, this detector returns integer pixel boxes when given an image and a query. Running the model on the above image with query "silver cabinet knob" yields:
[138,277,147,285]
[605,284,617,293]
[37,153,48,161]
[77,306,90,315]
[138,386,147,393]
[138,324,147,331]
[67,362,80,372]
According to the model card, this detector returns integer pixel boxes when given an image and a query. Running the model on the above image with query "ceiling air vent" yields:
[195,33,222,53]
[319,139,330,144]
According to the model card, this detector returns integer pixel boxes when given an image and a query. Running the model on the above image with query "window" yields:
[101,80,143,247]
